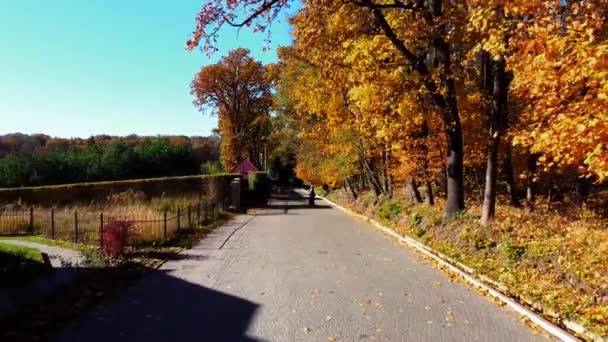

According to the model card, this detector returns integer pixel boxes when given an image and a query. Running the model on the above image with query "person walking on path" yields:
[308,185,316,207]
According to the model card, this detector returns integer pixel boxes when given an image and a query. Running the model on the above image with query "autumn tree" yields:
[191,48,272,170]
[188,0,608,223]
[508,0,608,186]
[188,0,470,218]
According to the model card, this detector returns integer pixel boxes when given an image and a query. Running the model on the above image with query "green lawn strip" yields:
[0,235,93,253]
[0,242,48,289]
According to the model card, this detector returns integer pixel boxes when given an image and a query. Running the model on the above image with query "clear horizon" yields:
[0,1,295,139]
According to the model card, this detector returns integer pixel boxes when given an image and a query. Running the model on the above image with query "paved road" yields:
[57,191,548,341]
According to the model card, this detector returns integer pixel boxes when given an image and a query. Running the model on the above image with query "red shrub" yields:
[101,219,133,257]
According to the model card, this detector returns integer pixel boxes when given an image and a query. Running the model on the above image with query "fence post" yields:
[51,208,55,239]
[177,208,181,232]
[99,213,104,248]
[188,205,192,228]
[163,210,167,240]
[29,207,34,234]
[74,210,79,243]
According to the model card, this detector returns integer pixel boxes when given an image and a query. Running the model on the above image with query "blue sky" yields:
[0,0,295,138]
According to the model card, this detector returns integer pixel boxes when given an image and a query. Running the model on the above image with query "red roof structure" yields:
[230,158,259,174]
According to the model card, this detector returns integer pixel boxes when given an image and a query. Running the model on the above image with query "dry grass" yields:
[0,191,223,244]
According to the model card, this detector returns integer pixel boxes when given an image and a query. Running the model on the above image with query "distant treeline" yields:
[0,134,220,188]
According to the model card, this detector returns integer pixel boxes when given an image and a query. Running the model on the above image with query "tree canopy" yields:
[191,48,272,171]
[188,0,608,223]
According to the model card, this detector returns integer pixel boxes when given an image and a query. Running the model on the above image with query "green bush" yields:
[377,199,402,221]
[501,239,527,263]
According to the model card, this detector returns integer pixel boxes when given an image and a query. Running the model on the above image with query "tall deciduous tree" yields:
[191,48,272,170]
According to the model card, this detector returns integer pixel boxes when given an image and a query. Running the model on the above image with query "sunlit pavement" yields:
[57,190,549,341]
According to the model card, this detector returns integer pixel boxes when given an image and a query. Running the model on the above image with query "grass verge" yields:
[0,242,48,289]
[323,189,608,339]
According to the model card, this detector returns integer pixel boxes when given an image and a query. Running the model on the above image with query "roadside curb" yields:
[317,194,589,342]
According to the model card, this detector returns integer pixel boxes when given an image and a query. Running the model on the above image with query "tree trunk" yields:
[383,143,393,197]
[481,138,499,225]
[481,55,508,226]
[424,181,435,206]
[406,178,423,203]
[526,154,539,211]
[362,158,383,198]
[382,149,389,195]
[444,116,465,218]
[546,177,554,212]
[575,174,590,207]
[435,38,465,220]
[365,0,464,218]
[346,178,358,200]
[503,143,521,207]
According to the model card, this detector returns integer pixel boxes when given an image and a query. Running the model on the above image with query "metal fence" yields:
[0,201,222,246]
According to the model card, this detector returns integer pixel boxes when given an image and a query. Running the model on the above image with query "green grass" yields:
[0,236,93,252]
[0,242,48,288]
[0,236,102,265]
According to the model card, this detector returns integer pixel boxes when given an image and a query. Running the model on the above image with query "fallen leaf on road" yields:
[304,328,312,334]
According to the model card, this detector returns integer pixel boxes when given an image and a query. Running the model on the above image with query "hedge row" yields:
[0,174,242,207]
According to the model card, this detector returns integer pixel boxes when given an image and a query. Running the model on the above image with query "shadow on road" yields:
[252,188,333,212]
[1,267,263,342]
[61,269,262,342]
